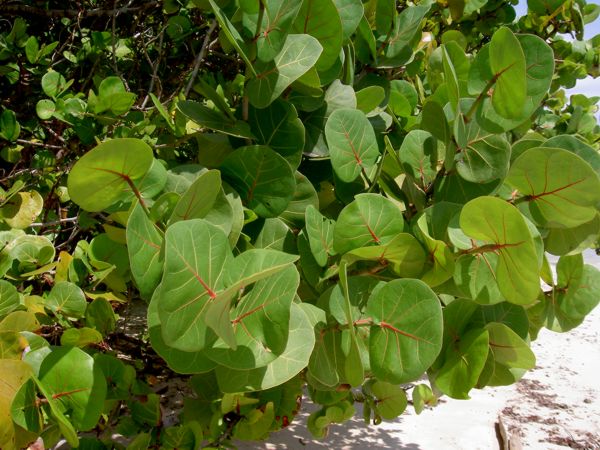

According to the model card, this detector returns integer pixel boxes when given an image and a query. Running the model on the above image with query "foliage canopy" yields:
[0,0,599,448]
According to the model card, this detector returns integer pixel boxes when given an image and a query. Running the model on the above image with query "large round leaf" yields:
[367,279,443,384]
[126,202,164,301]
[45,281,87,319]
[67,138,154,212]
[489,27,526,119]
[325,108,379,183]
[455,133,510,184]
[220,146,296,218]
[460,197,539,305]
[215,302,315,393]
[205,265,298,369]
[247,34,323,109]
[0,280,20,319]
[333,0,364,41]
[333,193,404,254]
[434,328,489,399]
[291,0,343,71]
[253,0,303,62]
[506,147,600,228]
[398,130,439,189]
[38,346,107,431]
[248,99,305,169]
[0,191,43,229]
[148,287,216,374]
[157,220,298,352]
[157,220,231,352]
[0,360,33,450]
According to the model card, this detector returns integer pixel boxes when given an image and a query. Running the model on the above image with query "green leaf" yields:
[455,133,510,184]
[208,0,256,76]
[127,203,163,299]
[537,255,600,332]
[41,71,68,100]
[344,233,426,278]
[0,360,33,450]
[36,99,56,120]
[148,287,217,374]
[215,302,315,392]
[177,101,254,138]
[369,381,408,420]
[1,191,43,229]
[412,384,437,414]
[376,0,396,35]
[38,346,107,431]
[356,86,385,114]
[333,0,364,41]
[333,193,404,254]
[489,27,526,119]
[220,146,296,218]
[254,0,303,62]
[67,138,154,212]
[95,77,136,115]
[292,0,343,72]
[325,108,379,183]
[157,220,298,352]
[248,34,323,109]
[367,279,443,384]
[0,109,20,142]
[11,379,42,434]
[486,322,535,370]
[85,298,117,336]
[169,169,222,223]
[279,171,319,227]
[399,130,438,189]
[248,99,305,169]
[545,215,600,256]
[0,281,22,319]
[205,265,298,369]
[24,36,39,64]
[460,197,539,305]
[453,253,504,305]
[60,327,103,347]
[305,205,336,267]
[46,281,87,319]
[435,328,489,399]
[506,147,600,228]
[379,5,430,67]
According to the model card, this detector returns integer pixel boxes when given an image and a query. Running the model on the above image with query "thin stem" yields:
[16,139,62,150]
[464,75,496,122]
[30,217,78,228]
[140,28,165,108]
[184,20,217,97]
[255,0,265,40]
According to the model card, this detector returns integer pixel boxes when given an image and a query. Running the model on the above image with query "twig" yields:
[16,139,63,150]
[111,0,129,90]
[184,20,217,97]
[30,217,78,228]
[140,28,165,108]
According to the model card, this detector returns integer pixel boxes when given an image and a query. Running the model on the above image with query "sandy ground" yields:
[237,252,600,450]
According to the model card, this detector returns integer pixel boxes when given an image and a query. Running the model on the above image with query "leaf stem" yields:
[184,20,217,97]
[464,75,497,122]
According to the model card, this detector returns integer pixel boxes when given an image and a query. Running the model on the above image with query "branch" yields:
[184,20,217,97]
[0,1,160,18]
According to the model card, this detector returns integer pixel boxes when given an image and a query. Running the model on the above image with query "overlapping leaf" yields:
[367,279,443,384]
[460,197,539,305]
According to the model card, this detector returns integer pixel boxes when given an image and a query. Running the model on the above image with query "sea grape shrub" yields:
[0,0,599,448]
